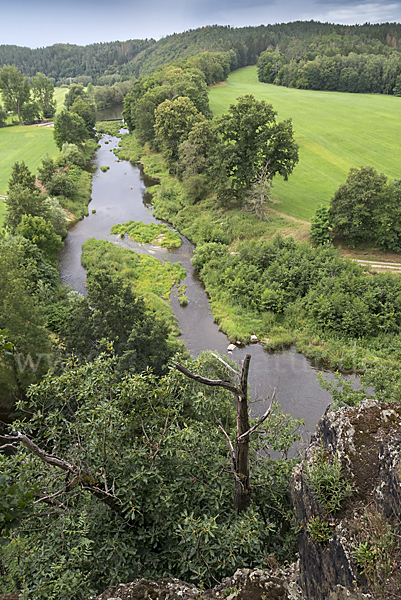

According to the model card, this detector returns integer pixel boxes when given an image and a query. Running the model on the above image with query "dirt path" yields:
[355,259,401,272]
[266,206,310,225]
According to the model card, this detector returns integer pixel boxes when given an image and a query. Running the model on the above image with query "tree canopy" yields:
[53,110,89,149]
[0,349,302,598]
[0,65,30,124]
[62,268,176,376]
[214,95,299,204]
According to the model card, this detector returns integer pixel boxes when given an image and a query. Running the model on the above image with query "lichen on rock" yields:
[291,399,401,600]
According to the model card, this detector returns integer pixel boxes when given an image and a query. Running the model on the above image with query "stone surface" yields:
[250,335,258,343]
[291,399,401,600]
[96,567,305,600]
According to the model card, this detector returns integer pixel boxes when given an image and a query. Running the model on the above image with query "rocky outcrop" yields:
[96,567,305,600]
[290,399,401,600]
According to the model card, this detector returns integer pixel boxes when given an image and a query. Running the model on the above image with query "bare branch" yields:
[237,389,276,441]
[2,433,74,471]
[239,354,251,400]
[2,432,132,524]
[211,353,240,376]
[34,488,67,506]
[0,442,18,450]
[174,362,241,395]
[217,421,243,487]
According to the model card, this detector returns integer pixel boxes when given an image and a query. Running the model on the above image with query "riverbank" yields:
[114,130,401,373]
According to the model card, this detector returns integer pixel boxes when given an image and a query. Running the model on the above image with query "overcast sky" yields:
[2,0,401,48]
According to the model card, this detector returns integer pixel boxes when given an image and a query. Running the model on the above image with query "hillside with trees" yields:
[1,21,401,89]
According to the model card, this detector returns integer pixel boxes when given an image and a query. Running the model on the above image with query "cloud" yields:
[307,1,401,23]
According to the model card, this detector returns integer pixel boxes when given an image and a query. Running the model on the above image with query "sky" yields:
[2,0,401,48]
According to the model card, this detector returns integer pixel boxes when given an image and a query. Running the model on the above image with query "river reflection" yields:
[59,132,361,440]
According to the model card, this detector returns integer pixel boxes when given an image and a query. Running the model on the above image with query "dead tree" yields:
[174,353,274,514]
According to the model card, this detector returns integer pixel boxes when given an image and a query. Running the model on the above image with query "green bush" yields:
[305,446,352,513]
[310,206,333,246]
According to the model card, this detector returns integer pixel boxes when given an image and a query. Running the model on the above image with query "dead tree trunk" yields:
[174,353,273,514]
[234,354,251,512]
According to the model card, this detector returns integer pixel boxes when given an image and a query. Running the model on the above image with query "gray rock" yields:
[291,399,401,600]
[96,567,305,600]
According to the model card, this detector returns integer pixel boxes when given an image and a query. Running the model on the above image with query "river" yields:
[59,131,357,441]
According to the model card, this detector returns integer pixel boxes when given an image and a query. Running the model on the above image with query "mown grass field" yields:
[0,125,59,223]
[209,67,401,221]
[0,88,67,224]
[54,87,68,110]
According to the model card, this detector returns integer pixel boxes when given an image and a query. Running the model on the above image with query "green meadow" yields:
[0,124,59,223]
[53,87,68,110]
[209,67,401,221]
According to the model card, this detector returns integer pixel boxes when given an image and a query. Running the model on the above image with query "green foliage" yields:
[214,95,299,205]
[394,74,401,96]
[63,83,89,110]
[46,169,77,198]
[81,237,185,300]
[123,64,212,144]
[306,517,332,544]
[351,507,400,596]
[0,236,52,402]
[62,263,181,375]
[305,446,352,513]
[53,110,89,150]
[111,220,181,249]
[17,215,63,263]
[0,472,35,539]
[154,96,206,171]
[192,233,401,346]
[100,165,110,172]
[310,206,333,246]
[329,166,388,246]
[0,65,31,124]
[96,120,123,136]
[4,185,43,232]
[60,142,86,168]
[31,72,56,119]
[8,160,36,193]
[69,97,96,137]
[0,102,6,126]
[0,351,302,596]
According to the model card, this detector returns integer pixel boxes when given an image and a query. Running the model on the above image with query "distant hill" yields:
[1,21,400,85]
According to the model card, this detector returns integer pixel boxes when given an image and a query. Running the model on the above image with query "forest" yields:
[1,21,401,86]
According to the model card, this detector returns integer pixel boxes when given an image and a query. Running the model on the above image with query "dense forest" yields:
[1,21,401,87]
[257,25,401,95]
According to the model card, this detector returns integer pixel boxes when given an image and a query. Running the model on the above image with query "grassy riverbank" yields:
[82,237,186,338]
[115,131,401,371]
[209,67,401,221]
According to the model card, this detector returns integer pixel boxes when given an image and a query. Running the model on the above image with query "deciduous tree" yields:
[214,95,299,205]
[0,65,31,125]
[31,72,56,119]
[154,97,205,171]
[329,166,388,246]
[53,110,89,150]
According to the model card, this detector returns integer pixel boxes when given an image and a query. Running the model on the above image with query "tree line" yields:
[123,60,299,214]
[0,66,56,124]
[2,21,400,86]
[257,28,401,95]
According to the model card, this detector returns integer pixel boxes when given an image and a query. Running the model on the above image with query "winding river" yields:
[59,132,357,440]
